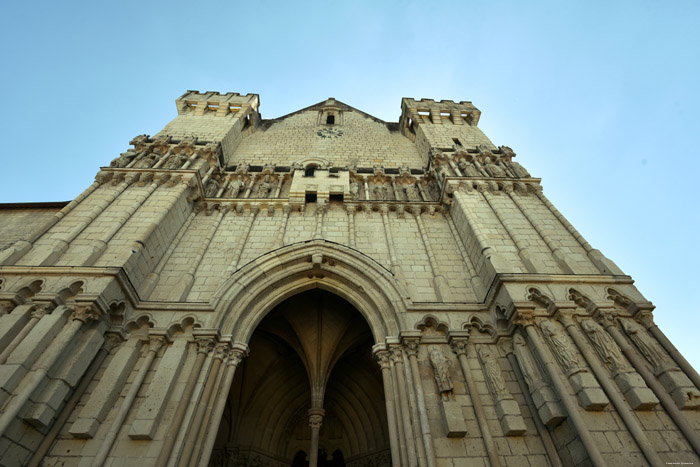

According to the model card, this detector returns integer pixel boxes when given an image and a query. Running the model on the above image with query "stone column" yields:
[514,312,606,467]
[507,183,576,274]
[449,334,502,467]
[77,173,161,266]
[380,205,402,278]
[392,347,418,467]
[156,337,215,467]
[0,173,105,265]
[313,201,327,240]
[177,204,230,300]
[26,334,118,467]
[636,310,700,391]
[480,183,538,273]
[501,337,564,467]
[412,205,450,300]
[445,212,485,299]
[374,348,401,467]
[602,312,700,457]
[533,187,622,275]
[308,408,325,467]
[276,204,292,248]
[197,344,249,467]
[403,338,436,467]
[0,304,49,364]
[178,343,228,467]
[225,204,259,274]
[557,311,663,466]
[0,304,101,438]
[346,205,357,248]
[90,335,165,467]
[139,209,197,299]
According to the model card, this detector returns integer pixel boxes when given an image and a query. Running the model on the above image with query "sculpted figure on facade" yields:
[458,159,480,177]
[484,156,506,178]
[622,319,672,371]
[478,346,508,396]
[162,150,189,169]
[133,150,159,168]
[580,319,629,372]
[349,181,360,200]
[373,185,388,201]
[513,333,543,390]
[540,320,581,373]
[429,347,453,400]
[507,160,530,178]
[205,178,220,198]
[110,150,137,168]
[403,183,420,201]
[226,179,244,198]
[255,175,272,198]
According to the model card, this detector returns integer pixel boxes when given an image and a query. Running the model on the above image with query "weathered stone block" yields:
[440,400,468,438]
[569,372,608,410]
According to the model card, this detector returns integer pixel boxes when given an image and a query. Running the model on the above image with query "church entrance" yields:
[208,289,392,467]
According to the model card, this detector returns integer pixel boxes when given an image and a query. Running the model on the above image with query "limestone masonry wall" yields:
[0,92,698,467]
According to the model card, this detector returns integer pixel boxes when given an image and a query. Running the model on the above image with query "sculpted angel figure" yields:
[163,150,189,169]
[349,181,360,200]
[458,160,480,177]
[226,179,244,198]
[429,347,453,400]
[404,183,421,201]
[110,150,136,168]
[622,320,671,371]
[255,175,272,198]
[540,320,581,373]
[373,185,388,200]
[580,319,628,372]
[133,151,159,169]
[484,156,506,178]
[478,346,508,396]
[513,333,544,390]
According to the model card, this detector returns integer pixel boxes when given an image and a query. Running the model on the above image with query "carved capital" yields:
[554,310,576,328]
[227,348,248,367]
[124,172,141,186]
[345,204,356,214]
[379,204,389,215]
[374,350,392,369]
[390,347,404,365]
[195,337,216,355]
[450,338,469,357]
[283,204,293,215]
[156,173,171,185]
[95,171,113,184]
[137,172,154,186]
[29,303,50,320]
[308,413,324,430]
[594,309,618,328]
[103,333,124,352]
[214,343,230,360]
[148,336,167,353]
[635,310,655,330]
[70,304,101,323]
[0,301,13,315]
[403,338,420,358]
[250,204,261,215]
[512,310,536,328]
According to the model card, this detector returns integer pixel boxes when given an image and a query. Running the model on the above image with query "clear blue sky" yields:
[1,1,699,369]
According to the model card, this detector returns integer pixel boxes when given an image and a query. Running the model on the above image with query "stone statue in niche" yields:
[162,150,189,169]
[404,183,421,201]
[205,179,220,198]
[483,156,506,178]
[110,150,137,168]
[458,160,480,177]
[507,160,530,178]
[133,150,160,169]
[349,181,360,200]
[478,346,508,396]
[429,347,453,400]
[513,333,542,389]
[622,320,672,371]
[255,175,272,198]
[226,179,244,198]
[540,320,581,373]
[580,319,629,372]
[373,185,388,200]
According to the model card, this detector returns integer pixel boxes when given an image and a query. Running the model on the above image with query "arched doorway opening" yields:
[208,289,392,466]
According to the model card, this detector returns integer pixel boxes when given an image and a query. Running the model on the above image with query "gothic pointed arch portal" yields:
[208,289,392,466]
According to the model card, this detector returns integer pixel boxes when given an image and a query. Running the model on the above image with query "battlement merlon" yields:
[400,98,481,129]
[175,91,260,117]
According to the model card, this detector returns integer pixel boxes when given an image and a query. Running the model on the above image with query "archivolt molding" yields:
[212,240,409,343]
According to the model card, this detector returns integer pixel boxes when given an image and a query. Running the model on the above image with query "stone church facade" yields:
[0,91,698,467]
